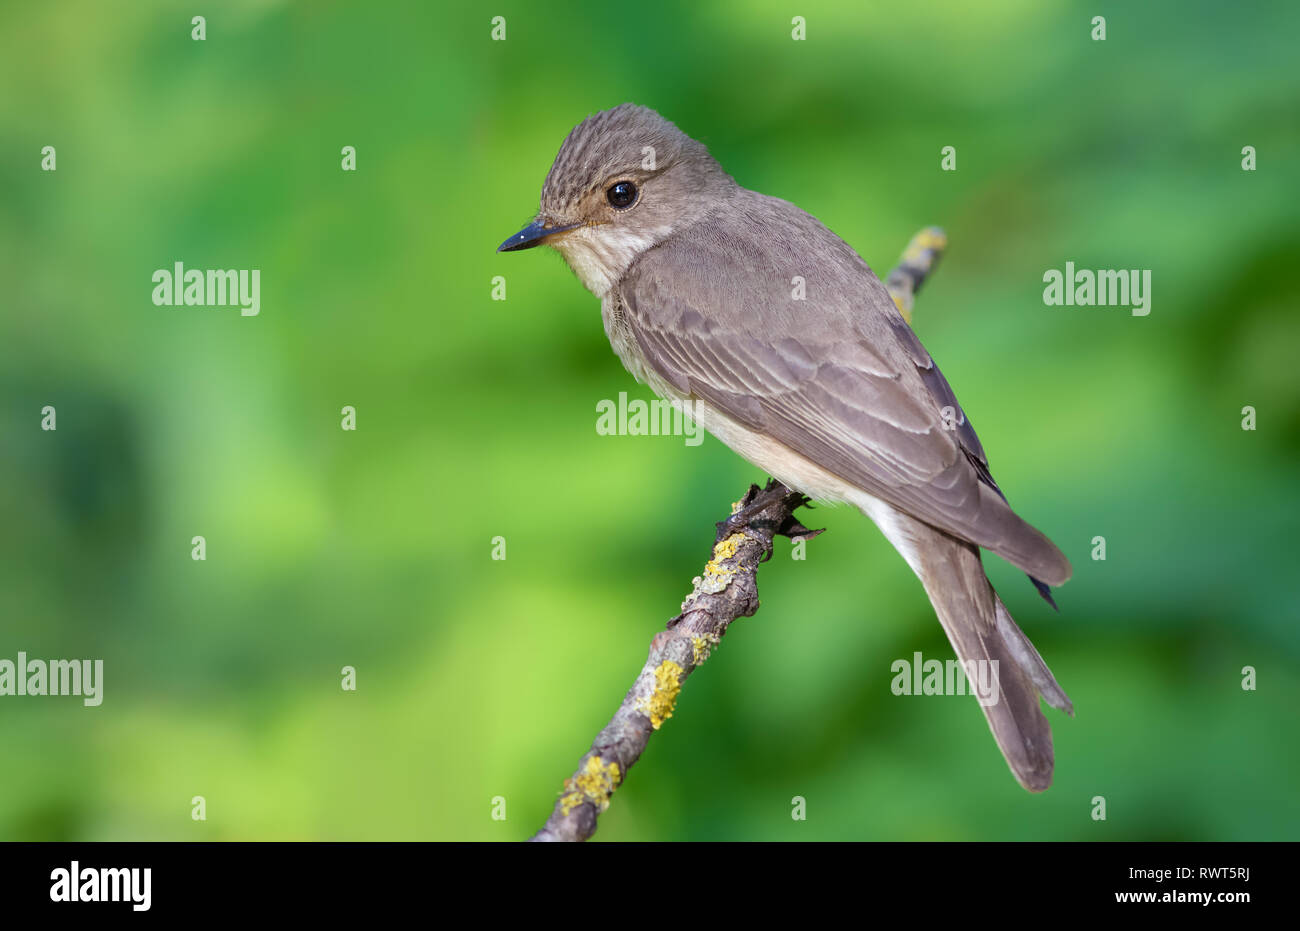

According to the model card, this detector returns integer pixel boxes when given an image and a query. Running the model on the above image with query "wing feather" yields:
[616,199,1071,585]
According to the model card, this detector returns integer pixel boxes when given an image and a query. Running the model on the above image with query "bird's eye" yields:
[606,181,638,209]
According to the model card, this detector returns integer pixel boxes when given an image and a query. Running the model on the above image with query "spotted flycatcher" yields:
[498,104,1073,791]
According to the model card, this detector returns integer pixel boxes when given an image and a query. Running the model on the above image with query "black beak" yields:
[496,219,582,253]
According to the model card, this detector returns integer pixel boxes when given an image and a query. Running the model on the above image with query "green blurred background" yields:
[2,0,1297,841]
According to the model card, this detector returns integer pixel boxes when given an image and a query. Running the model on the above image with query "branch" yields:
[884,225,946,324]
[529,227,948,842]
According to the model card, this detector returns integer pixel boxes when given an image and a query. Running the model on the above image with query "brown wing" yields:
[617,204,1071,585]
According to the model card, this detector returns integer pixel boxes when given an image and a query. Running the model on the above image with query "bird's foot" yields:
[714,480,825,561]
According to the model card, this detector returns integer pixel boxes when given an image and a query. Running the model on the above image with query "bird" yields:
[497,104,1073,792]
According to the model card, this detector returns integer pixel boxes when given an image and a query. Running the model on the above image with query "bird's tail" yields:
[886,508,1073,791]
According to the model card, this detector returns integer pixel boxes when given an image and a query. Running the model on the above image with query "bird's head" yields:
[497,104,735,296]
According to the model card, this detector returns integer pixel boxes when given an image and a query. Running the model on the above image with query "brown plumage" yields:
[499,104,1074,791]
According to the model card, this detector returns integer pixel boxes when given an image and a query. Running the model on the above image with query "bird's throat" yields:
[554,225,663,299]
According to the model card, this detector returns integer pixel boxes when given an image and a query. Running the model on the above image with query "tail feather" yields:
[878,506,1072,792]
[993,595,1073,716]
[1027,574,1060,612]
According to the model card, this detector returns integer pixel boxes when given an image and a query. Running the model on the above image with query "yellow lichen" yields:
[712,532,742,562]
[559,755,622,815]
[691,633,720,666]
[638,660,683,729]
[902,226,947,263]
[697,532,744,593]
